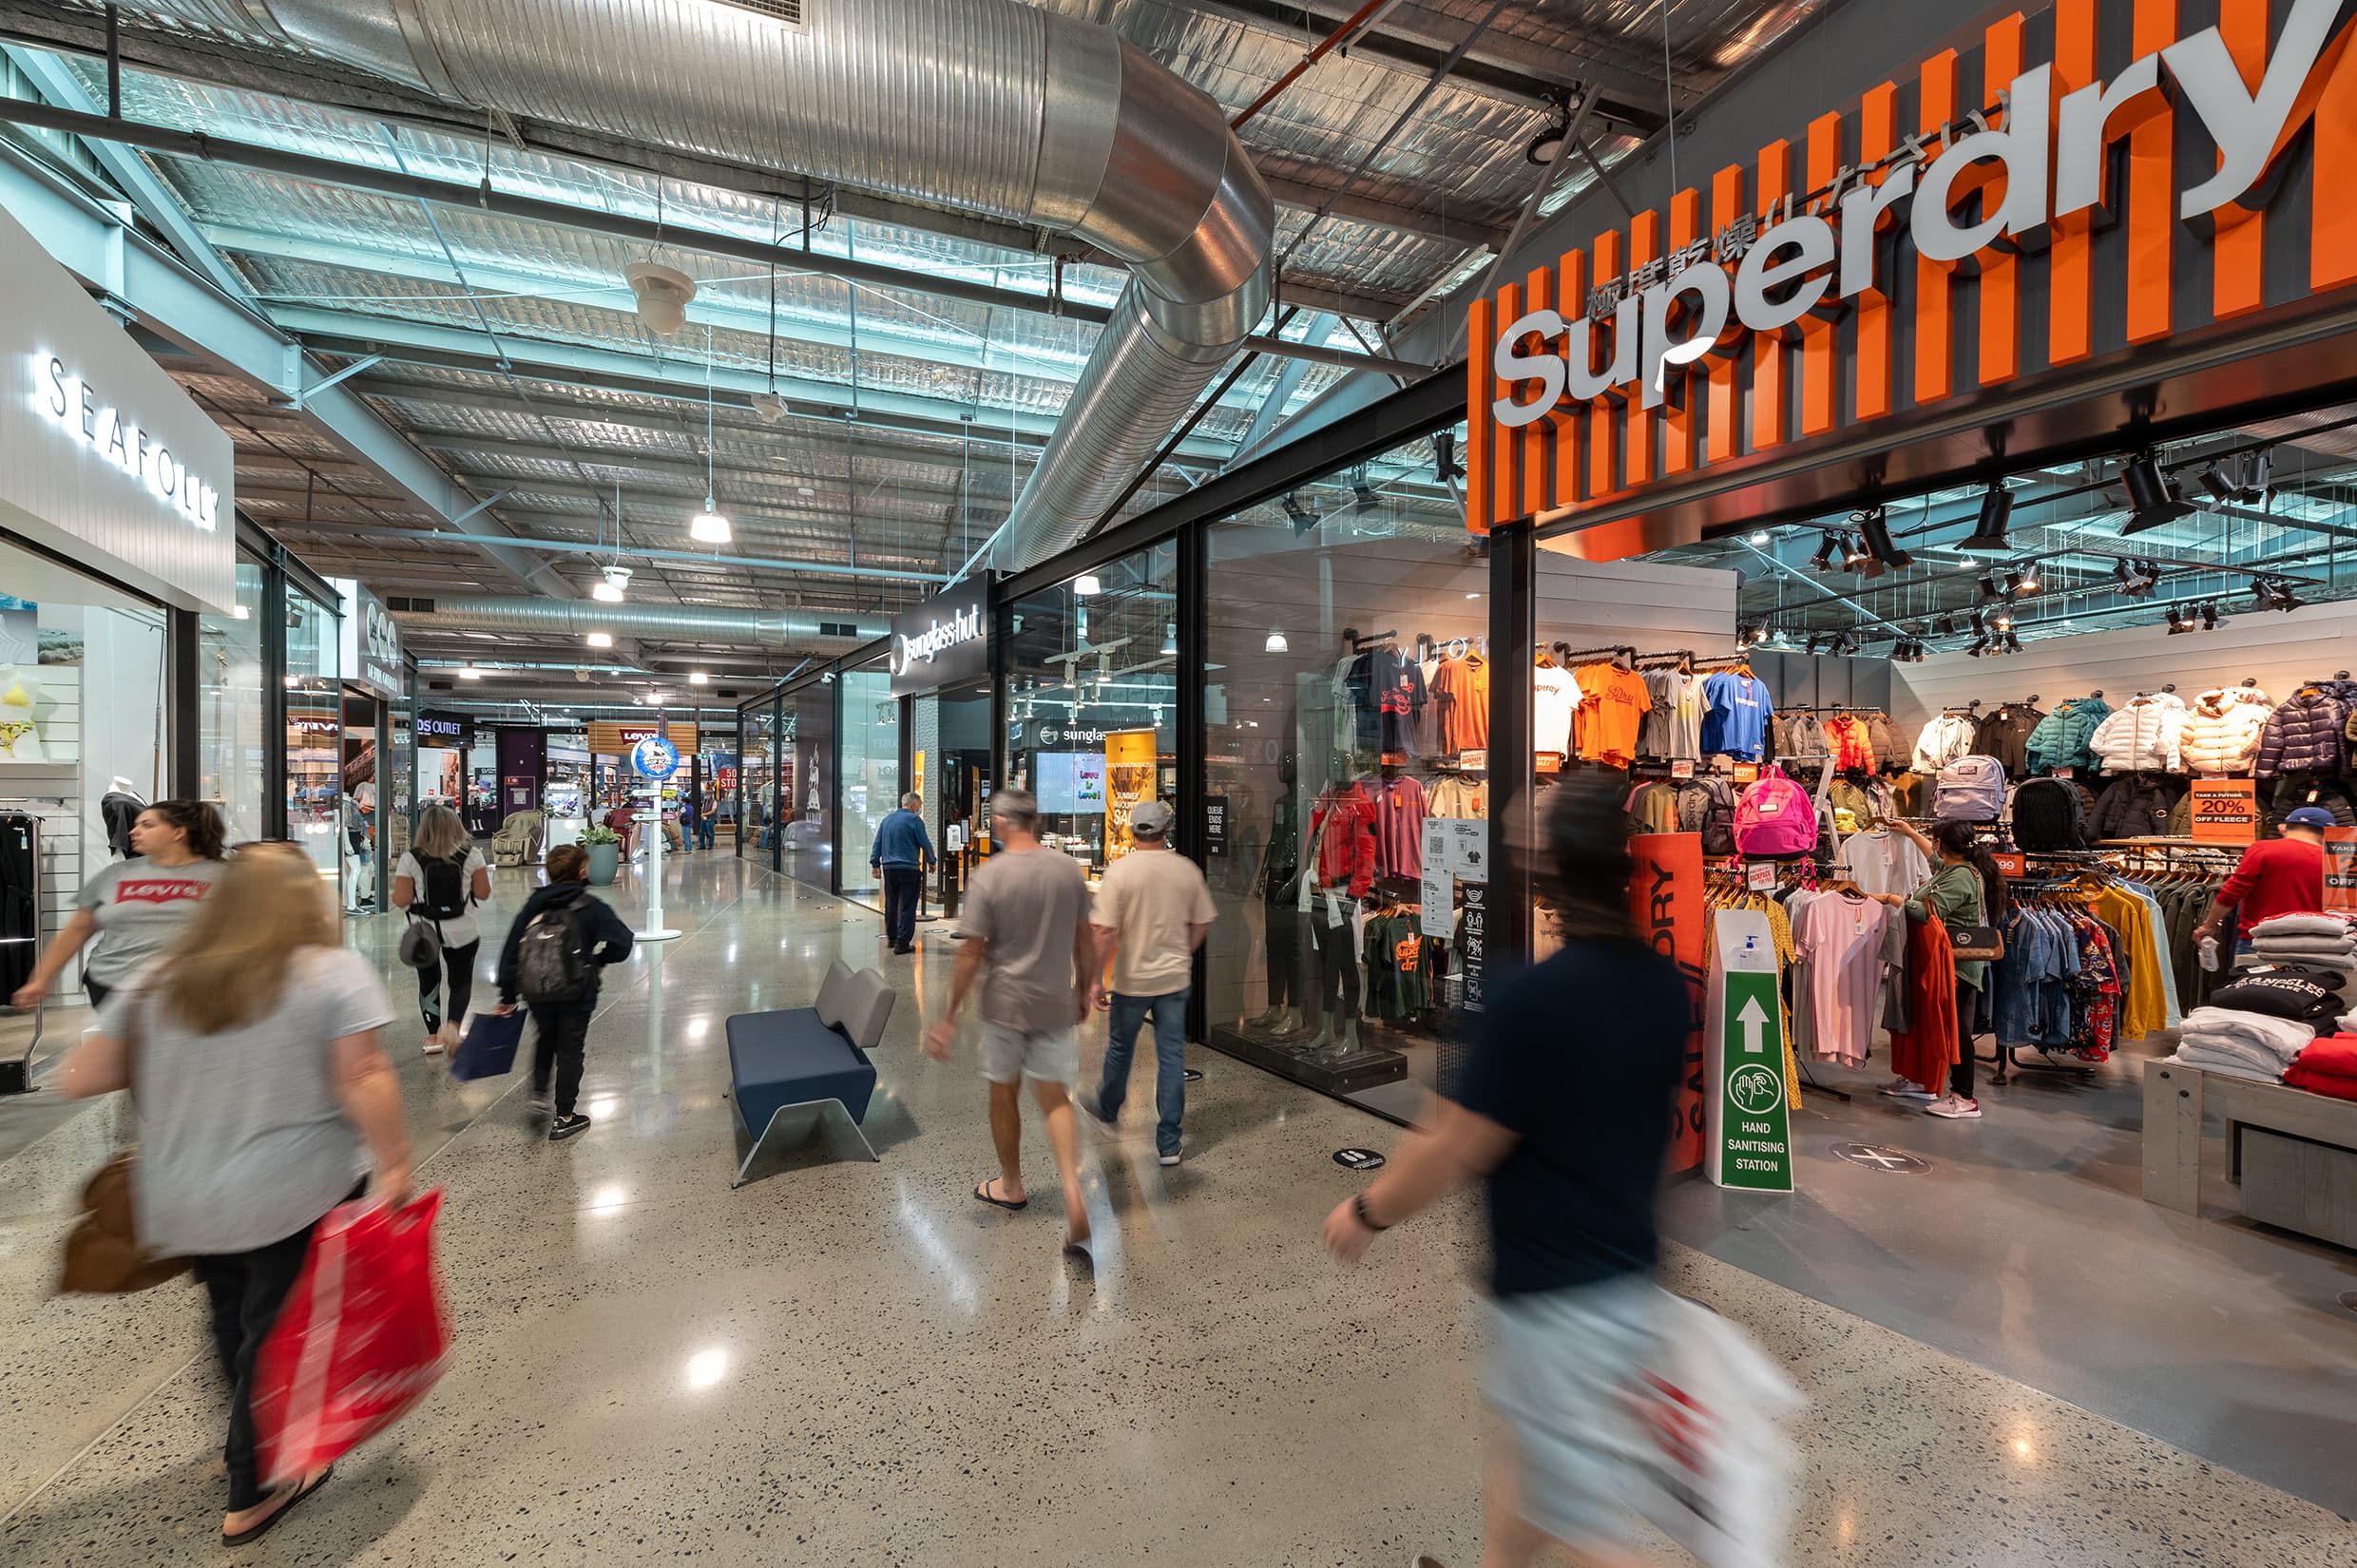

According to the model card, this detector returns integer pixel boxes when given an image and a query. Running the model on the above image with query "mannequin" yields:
[1297,753,1375,1055]
[1244,753,1306,1034]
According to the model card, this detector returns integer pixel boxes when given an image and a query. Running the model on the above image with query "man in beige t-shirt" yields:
[1079,800,1215,1165]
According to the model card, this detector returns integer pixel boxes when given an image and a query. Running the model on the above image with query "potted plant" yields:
[582,824,623,887]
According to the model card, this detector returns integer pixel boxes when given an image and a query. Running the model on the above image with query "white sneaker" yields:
[1924,1094,1982,1119]
[1159,1149,1182,1167]
[421,1036,444,1056]
[1879,1079,1934,1100]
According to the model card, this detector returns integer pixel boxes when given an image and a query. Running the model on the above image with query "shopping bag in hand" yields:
[1616,1294,1808,1568]
[250,1190,450,1486]
[450,1007,526,1081]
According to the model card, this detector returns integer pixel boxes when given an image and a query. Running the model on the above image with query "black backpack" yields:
[417,851,470,921]
[1699,779,1737,857]
[2012,776,2091,851]
[515,894,590,1006]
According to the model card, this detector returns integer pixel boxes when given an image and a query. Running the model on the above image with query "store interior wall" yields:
[1891,600,2357,731]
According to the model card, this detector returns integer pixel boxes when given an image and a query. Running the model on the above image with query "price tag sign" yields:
[1733,762,1760,785]
[1991,851,2026,878]
[2328,829,2357,910]
[2191,777,2257,844]
[1745,861,1777,893]
[1670,758,1695,779]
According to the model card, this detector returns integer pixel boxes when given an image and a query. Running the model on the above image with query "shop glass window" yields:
[284,589,342,892]
[836,659,900,903]
[198,555,266,845]
[546,729,590,819]
[738,698,774,863]
[785,682,832,889]
[1001,543,1178,883]
[1200,430,1481,1119]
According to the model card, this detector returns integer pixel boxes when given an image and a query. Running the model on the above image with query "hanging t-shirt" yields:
[1532,663,1579,756]
[1577,666,1649,764]
[1428,774,1487,819]
[1370,774,1428,880]
[1795,892,1888,1067]
[1833,829,1931,898]
[1699,670,1773,760]
[1430,655,1490,754]
[1370,648,1427,756]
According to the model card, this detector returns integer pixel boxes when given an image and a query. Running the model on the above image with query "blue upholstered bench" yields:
[725,959,893,1186]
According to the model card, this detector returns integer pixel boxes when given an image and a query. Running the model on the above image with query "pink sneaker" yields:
[1879,1078,1933,1100]
[1924,1094,1982,1119]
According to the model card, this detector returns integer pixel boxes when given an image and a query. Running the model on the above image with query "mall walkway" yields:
[0,854,2347,1566]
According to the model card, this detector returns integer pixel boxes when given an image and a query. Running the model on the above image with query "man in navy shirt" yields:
[872,792,936,955]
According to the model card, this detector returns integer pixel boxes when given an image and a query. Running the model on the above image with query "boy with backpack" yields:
[492,843,636,1140]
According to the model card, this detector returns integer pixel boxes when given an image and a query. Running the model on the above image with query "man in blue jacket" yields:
[872,792,936,955]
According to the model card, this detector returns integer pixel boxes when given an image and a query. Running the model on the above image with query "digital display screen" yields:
[1034,751,1105,815]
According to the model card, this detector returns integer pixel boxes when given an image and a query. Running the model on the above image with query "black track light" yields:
[2166,604,2189,634]
[1968,606,1988,636]
[1959,483,2013,552]
[1855,506,1912,570]
[2196,460,2237,504]
[2014,563,2040,593]
[1840,532,1870,571]
[2004,629,2023,654]
[2117,558,2158,600]
[2237,448,2273,503]
[1282,493,1319,534]
[1933,613,1959,638]
[2200,602,2222,631]
[1977,572,2005,603]
[1812,532,1842,571]
[1990,607,2013,632]
[1433,431,1465,484]
[1966,632,1991,658]
[2121,450,2196,534]
[1352,481,1378,509]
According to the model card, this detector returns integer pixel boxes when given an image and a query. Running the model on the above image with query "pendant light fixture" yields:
[592,565,632,603]
[688,324,733,545]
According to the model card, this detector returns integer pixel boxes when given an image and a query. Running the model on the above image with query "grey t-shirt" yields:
[393,846,492,949]
[962,846,1093,1034]
[98,947,393,1254]
[74,856,228,988]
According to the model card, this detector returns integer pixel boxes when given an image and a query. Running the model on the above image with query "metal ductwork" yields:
[392,596,887,646]
[125,0,1274,572]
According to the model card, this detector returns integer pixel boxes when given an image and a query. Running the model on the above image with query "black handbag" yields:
[1946,924,2005,962]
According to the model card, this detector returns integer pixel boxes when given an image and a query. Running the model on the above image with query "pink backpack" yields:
[1734,765,1818,856]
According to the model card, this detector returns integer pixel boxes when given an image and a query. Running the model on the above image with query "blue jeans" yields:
[1098,987,1188,1156]
[697,816,715,850]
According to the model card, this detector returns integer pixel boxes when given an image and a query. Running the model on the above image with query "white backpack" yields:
[1934,755,2007,822]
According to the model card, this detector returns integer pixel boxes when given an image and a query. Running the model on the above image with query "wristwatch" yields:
[1353,1194,1389,1232]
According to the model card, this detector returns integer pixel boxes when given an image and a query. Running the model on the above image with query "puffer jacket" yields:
[1912,713,1979,773]
[2256,684,2350,778]
[2025,697,2111,774]
[2091,774,2181,839]
[2089,693,2187,774]
[2179,686,2274,774]
[1866,712,1910,773]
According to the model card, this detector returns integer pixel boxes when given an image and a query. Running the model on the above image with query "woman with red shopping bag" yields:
[58,841,414,1546]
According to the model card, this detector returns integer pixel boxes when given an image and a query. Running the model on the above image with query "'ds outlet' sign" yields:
[1467,0,2357,536]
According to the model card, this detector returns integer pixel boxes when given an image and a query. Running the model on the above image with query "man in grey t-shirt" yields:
[925,787,1098,1252]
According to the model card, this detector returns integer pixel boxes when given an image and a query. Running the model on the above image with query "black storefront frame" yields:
[724,370,1471,1117]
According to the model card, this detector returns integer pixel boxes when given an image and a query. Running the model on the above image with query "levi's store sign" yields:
[1468,0,2357,534]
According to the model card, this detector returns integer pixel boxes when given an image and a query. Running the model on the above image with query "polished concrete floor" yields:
[0,852,2350,1565]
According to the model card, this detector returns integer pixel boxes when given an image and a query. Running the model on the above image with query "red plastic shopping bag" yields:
[250,1190,450,1485]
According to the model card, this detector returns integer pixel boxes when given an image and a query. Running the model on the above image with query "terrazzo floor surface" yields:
[0,852,2347,1566]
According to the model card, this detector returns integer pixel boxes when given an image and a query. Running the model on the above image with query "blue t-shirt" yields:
[871,809,934,869]
[1699,671,1773,760]
[1451,935,1691,1296]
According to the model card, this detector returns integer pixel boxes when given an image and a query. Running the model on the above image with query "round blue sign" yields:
[631,735,680,780]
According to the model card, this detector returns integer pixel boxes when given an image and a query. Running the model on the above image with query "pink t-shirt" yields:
[1795,892,1888,1068]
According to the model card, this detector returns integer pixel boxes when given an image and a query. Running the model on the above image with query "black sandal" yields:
[221,1463,334,1546]
[972,1178,1027,1212]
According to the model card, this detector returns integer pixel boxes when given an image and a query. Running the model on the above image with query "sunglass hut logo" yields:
[891,604,983,675]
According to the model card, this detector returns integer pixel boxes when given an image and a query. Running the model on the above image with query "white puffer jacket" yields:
[2179,686,2274,775]
[2089,693,2188,774]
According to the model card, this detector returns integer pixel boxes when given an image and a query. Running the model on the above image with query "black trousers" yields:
[84,976,111,1008]
[880,866,924,948]
[415,940,479,1033]
[1953,978,1977,1100]
[195,1189,356,1511]
[1262,892,1303,1011]
[1311,906,1360,1022]
[531,1006,592,1115]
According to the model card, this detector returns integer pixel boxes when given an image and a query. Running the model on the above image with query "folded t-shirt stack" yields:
[2287,1028,2357,1101]
[2169,1004,2318,1082]
[2248,912,2357,997]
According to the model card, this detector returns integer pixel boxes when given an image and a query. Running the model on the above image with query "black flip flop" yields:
[972,1178,1028,1212]
[221,1463,334,1547]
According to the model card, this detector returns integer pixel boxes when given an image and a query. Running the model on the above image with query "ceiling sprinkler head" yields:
[623,261,698,335]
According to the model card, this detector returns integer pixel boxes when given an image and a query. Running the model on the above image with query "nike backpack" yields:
[1733,765,1817,856]
[1934,755,2008,823]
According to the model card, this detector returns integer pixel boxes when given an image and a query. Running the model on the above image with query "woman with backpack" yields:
[1869,818,2009,1121]
[391,803,492,1056]
[492,843,635,1140]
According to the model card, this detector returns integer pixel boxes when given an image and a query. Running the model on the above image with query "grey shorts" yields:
[977,1021,1079,1086]
[1479,1272,1664,1552]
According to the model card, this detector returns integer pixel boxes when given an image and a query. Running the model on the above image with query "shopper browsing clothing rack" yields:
[1870,818,2008,1120]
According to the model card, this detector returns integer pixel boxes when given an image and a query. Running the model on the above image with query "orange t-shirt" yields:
[1574,665,1648,763]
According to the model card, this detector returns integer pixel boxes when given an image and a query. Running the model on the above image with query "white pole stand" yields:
[633,788,682,942]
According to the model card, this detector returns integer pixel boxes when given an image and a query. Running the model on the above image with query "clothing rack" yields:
[1636,649,1695,670]
[1552,642,1637,664]
[1691,654,1753,671]
[0,811,43,1095]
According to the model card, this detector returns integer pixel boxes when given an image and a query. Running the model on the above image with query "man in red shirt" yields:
[2195,806,2331,948]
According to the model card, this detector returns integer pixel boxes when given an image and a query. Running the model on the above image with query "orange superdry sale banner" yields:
[1629,832,1708,1174]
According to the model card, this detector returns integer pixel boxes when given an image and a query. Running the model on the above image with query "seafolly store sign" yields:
[888,591,989,696]
[35,357,220,530]
[1468,0,2357,532]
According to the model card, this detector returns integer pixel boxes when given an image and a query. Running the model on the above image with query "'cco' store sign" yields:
[0,201,234,612]
[887,589,990,696]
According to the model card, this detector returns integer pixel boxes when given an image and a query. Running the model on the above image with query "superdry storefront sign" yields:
[1467,0,2357,534]
[888,591,989,696]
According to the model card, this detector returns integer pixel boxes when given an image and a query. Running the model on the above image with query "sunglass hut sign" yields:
[1469,0,2357,532]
